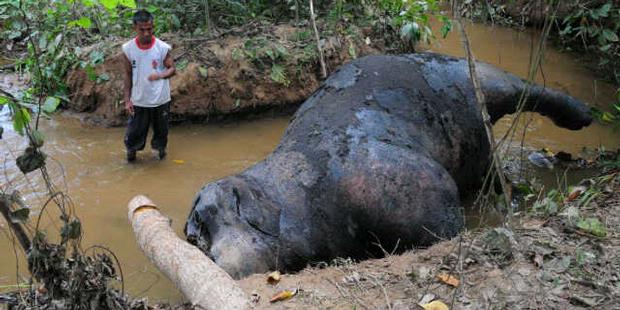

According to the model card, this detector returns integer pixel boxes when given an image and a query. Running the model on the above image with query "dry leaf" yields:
[421,300,449,310]
[267,271,281,285]
[437,273,459,287]
[567,186,586,201]
[269,288,298,303]
[37,284,48,294]
[542,148,554,157]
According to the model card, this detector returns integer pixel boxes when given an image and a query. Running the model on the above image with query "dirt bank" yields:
[238,169,620,309]
[66,22,381,127]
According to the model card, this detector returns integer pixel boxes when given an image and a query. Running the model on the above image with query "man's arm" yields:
[123,54,134,115]
[148,52,176,81]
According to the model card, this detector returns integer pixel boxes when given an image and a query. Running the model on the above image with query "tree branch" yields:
[309,0,327,78]
[451,2,512,210]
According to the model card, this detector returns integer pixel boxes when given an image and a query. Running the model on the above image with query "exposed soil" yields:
[66,22,382,127]
[238,169,620,309]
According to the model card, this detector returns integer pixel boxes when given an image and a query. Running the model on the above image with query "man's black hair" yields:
[133,10,153,24]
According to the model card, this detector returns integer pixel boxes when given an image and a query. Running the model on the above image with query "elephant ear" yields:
[229,176,281,238]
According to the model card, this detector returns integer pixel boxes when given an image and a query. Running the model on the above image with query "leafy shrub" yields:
[559,1,620,67]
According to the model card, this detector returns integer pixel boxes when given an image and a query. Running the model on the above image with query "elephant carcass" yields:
[185,53,592,278]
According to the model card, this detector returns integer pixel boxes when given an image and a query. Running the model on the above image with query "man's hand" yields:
[148,73,160,81]
[125,100,135,116]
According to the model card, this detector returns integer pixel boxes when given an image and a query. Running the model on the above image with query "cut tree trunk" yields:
[127,195,249,309]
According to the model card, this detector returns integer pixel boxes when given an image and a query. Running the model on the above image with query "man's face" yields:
[134,21,153,43]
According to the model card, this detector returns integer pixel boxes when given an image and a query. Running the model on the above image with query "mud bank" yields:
[66,23,381,127]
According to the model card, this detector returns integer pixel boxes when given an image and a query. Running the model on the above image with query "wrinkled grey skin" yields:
[185,53,592,279]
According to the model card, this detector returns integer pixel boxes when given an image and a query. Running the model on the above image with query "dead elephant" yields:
[185,53,592,278]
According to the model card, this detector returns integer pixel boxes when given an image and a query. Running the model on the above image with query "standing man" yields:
[122,9,175,162]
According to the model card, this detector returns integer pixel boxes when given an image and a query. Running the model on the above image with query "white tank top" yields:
[122,36,172,107]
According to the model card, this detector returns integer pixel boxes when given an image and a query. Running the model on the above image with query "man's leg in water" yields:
[151,102,169,160]
[124,106,150,162]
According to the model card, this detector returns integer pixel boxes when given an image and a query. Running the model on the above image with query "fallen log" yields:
[127,195,249,309]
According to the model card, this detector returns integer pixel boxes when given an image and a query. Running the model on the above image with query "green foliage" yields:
[270,64,290,86]
[299,43,318,63]
[457,1,521,27]
[575,186,600,208]
[294,29,312,42]
[1,96,29,135]
[591,87,620,130]
[555,1,620,133]
[528,173,615,241]
[12,105,31,136]
[531,189,562,216]
[327,0,364,24]
[574,248,596,266]
[42,97,61,114]
[175,58,189,70]
[348,41,357,59]
[99,0,136,10]
[139,0,295,34]
[234,37,292,86]
[0,0,133,176]
[559,1,620,63]
[198,66,209,78]
[597,147,620,171]
[576,217,607,237]
[1,0,136,112]
[239,37,289,66]
[68,16,93,28]
[599,152,620,170]
[333,0,452,52]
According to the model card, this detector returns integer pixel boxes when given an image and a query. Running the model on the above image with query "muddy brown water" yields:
[1,22,620,302]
